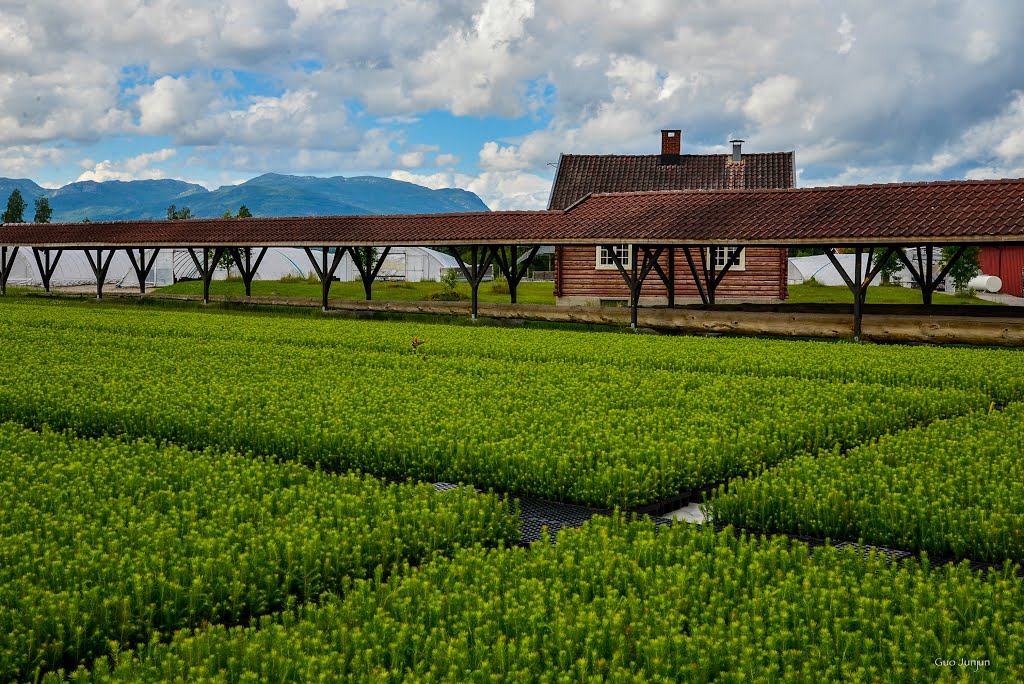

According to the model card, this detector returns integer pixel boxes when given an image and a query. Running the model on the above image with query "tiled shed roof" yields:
[547,152,795,210]
[3,178,1024,247]
[560,179,1024,244]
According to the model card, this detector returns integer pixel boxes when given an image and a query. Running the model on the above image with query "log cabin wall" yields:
[555,245,788,305]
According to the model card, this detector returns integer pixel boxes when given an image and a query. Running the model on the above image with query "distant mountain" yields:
[0,173,489,222]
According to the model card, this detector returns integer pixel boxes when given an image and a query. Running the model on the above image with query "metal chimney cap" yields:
[729,139,744,162]
[729,138,745,143]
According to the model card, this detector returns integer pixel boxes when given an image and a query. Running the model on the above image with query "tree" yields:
[216,206,256,273]
[166,204,192,221]
[33,197,53,224]
[942,245,981,293]
[2,190,27,223]
[872,248,902,285]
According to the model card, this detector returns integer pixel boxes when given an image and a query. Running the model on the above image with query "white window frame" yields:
[596,244,631,270]
[706,246,746,272]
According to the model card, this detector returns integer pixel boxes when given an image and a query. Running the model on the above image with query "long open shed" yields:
[4,178,1024,339]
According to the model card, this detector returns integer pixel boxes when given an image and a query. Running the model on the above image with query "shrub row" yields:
[706,403,1024,564]
[6,297,1022,401]
[56,517,1024,683]
[0,422,518,682]
[0,301,987,507]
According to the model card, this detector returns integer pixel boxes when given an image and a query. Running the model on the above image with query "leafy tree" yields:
[33,197,53,224]
[166,205,192,221]
[872,248,902,285]
[217,206,256,272]
[941,245,981,293]
[2,190,27,223]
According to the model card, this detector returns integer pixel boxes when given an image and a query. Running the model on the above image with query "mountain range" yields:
[0,173,489,222]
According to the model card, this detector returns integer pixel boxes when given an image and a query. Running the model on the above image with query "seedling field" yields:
[1,296,1022,682]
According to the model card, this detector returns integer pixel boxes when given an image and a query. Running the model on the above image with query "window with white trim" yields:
[706,246,746,272]
[596,244,631,270]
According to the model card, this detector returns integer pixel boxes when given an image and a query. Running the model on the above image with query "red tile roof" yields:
[560,179,1024,244]
[547,152,795,210]
[0,210,560,247]
[3,178,1024,247]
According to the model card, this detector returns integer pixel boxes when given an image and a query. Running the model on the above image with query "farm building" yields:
[979,246,1024,297]
[547,130,794,306]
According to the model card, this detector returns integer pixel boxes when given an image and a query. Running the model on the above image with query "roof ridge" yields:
[25,209,559,228]
[586,176,1024,198]
[559,151,793,159]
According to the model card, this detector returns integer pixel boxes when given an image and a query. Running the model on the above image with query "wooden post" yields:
[187,247,225,305]
[923,245,934,305]
[853,248,863,341]
[303,247,346,311]
[126,248,160,294]
[349,246,392,301]
[32,248,63,293]
[667,246,675,308]
[0,246,18,296]
[84,249,115,300]
[448,246,494,320]
[229,247,268,297]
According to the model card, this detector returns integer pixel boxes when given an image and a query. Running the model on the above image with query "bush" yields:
[489,275,509,294]
[429,289,465,301]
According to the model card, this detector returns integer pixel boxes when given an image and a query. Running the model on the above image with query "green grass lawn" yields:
[155,278,558,305]
[786,282,1001,305]
[153,279,999,307]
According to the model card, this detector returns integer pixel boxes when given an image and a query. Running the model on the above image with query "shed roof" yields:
[3,178,1024,248]
[547,152,795,210]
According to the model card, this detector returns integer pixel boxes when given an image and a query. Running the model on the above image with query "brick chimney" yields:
[660,129,681,165]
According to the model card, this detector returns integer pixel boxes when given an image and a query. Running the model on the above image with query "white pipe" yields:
[968,274,1002,293]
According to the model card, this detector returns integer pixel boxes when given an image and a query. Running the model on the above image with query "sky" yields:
[2,0,1024,210]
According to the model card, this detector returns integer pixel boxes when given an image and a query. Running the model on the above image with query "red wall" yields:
[979,247,1024,297]
[556,246,788,301]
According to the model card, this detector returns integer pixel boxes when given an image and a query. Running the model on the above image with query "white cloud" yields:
[76,148,177,182]
[964,29,998,64]
[6,0,1024,206]
[0,145,67,178]
[136,75,218,135]
[743,75,802,128]
[836,14,855,55]
[435,153,459,167]
[390,168,552,211]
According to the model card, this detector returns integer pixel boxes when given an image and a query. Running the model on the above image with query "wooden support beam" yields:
[931,245,969,290]
[31,248,63,293]
[83,249,116,300]
[490,245,541,305]
[667,247,675,308]
[924,246,935,305]
[893,244,969,302]
[447,245,494,319]
[641,246,672,307]
[606,244,663,328]
[303,247,346,311]
[1,246,18,296]
[690,246,742,305]
[853,248,863,341]
[349,246,392,301]
[187,247,224,305]
[125,248,160,294]
[228,247,268,296]
[682,247,709,305]
[825,246,901,341]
